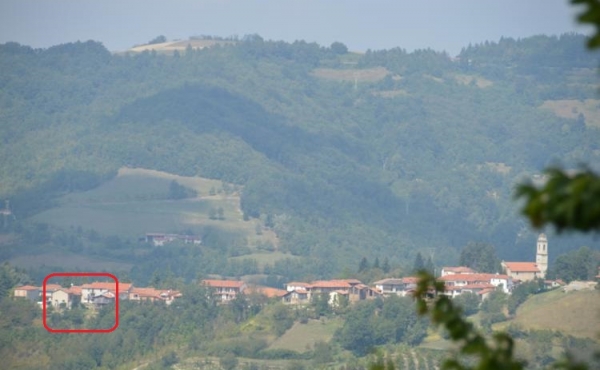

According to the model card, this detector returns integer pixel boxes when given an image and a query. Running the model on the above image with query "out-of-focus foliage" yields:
[516,168,600,233]
[414,271,525,370]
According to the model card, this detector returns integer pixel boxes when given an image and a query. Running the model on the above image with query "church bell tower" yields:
[536,233,548,279]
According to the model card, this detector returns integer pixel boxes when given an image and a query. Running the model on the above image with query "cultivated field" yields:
[128,39,234,54]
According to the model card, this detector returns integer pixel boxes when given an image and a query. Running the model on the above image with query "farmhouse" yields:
[201,279,246,302]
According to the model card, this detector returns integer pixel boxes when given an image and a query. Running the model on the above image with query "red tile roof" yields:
[310,280,352,289]
[45,284,63,291]
[81,282,133,292]
[503,262,540,273]
[15,285,40,291]
[202,279,245,289]
[247,286,288,298]
[131,287,163,298]
[68,286,83,295]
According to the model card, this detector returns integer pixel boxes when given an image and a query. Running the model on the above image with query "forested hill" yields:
[1,34,599,273]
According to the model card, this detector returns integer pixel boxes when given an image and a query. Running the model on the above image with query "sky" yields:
[0,0,588,56]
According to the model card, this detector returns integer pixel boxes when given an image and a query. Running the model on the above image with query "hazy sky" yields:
[0,0,587,55]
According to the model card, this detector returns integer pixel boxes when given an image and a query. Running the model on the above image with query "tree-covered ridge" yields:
[1,34,599,273]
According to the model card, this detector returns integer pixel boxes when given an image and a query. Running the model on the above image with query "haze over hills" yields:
[1,34,600,281]
[1,33,600,370]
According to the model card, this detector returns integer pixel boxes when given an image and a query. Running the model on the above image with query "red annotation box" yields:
[43,272,119,333]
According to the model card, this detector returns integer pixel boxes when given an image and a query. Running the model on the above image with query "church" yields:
[501,234,548,282]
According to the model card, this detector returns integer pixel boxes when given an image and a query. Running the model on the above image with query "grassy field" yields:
[540,99,600,127]
[510,288,600,339]
[127,39,235,54]
[29,167,277,247]
[453,73,493,88]
[268,318,343,352]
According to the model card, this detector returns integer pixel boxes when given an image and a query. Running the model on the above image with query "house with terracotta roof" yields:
[501,262,542,282]
[309,280,353,293]
[201,279,246,302]
[13,285,41,302]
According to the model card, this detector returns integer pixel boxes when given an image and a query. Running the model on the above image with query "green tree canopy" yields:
[458,242,501,273]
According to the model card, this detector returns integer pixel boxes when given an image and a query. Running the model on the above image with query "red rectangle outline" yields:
[43,272,119,333]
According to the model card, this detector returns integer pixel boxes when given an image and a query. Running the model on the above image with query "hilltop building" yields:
[501,233,548,281]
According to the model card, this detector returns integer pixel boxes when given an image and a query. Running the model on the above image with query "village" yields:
[14,234,573,310]
[13,281,183,309]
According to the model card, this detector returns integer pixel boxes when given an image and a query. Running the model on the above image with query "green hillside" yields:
[1,34,600,281]
[511,288,600,339]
